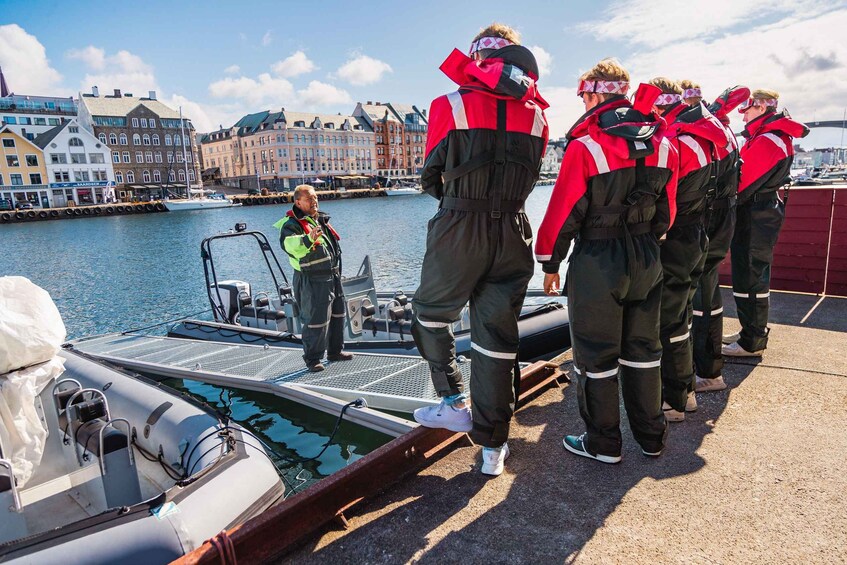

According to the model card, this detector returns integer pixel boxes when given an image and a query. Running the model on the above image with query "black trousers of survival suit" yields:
[568,233,668,457]
[730,195,785,352]
[692,199,736,379]
[293,270,346,364]
[660,221,708,411]
[411,209,534,448]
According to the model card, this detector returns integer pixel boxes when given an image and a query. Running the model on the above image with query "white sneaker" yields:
[685,391,697,412]
[695,375,727,392]
[663,401,685,422]
[722,331,740,344]
[721,341,763,357]
[481,443,510,476]
[413,400,472,433]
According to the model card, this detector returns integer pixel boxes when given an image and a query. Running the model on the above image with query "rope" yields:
[209,529,237,565]
[724,358,847,379]
[121,308,213,335]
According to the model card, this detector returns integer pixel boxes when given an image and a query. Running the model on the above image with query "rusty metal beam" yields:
[175,362,562,565]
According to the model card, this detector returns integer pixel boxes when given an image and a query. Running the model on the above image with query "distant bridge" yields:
[805,120,847,129]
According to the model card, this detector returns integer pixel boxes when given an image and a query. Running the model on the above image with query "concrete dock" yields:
[281,289,847,564]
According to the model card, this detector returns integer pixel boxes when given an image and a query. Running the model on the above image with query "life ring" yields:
[65,209,74,216]
[26,210,36,219]
[145,203,154,212]
[1,213,11,222]
[15,212,24,220]
[116,205,125,213]
[73,208,82,216]
[50,210,59,218]
[83,208,92,216]
[106,206,114,214]
[38,211,48,219]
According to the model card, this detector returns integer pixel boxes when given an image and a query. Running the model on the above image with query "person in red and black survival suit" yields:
[536,59,677,463]
[722,90,810,357]
[689,85,750,393]
[648,77,729,423]
[410,24,549,476]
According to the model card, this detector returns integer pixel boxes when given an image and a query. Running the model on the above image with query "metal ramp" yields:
[68,334,467,434]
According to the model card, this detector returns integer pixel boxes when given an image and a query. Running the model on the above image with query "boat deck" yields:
[68,333,464,415]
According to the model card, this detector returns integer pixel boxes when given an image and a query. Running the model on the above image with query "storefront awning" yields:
[128,184,146,189]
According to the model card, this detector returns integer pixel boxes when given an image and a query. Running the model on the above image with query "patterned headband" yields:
[738,98,778,112]
[468,37,514,55]
[655,93,682,105]
[577,80,630,96]
[683,88,702,99]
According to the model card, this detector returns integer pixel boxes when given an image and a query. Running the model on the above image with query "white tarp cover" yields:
[0,276,68,487]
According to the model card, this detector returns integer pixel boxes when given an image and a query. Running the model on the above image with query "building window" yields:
[189,169,195,181]
[53,171,70,182]
[126,171,135,183]
[154,152,162,163]
[10,174,23,185]
[115,171,123,183]
[98,133,107,144]
[169,170,176,182]
[109,133,118,145]
[177,153,183,163]
[29,173,42,185]
[122,151,131,163]
[142,170,151,182]
[149,119,155,128]
[93,170,108,181]
[133,134,141,145]
[89,153,105,164]
[178,170,185,182]
[141,118,148,128]
[2,138,14,148]
[119,133,128,145]
[152,134,160,145]
[51,153,68,164]
[142,134,150,145]
[135,152,143,163]
[70,153,86,164]
[69,137,83,147]
[132,118,139,128]
[167,154,174,163]
[2,117,16,125]
[69,125,79,133]
[145,151,153,163]
[74,170,90,182]
[174,135,181,147]
[153,170,161,182]
[164,134,172,146]
[112,151,120,163]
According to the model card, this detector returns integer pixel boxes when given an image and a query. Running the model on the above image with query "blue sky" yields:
[2,0,845,148]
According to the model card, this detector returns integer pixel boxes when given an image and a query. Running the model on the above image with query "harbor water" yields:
[1,186,557,488]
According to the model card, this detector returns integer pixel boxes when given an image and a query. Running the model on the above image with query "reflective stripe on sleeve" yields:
[446,91,468,130]
[680,135,708,168]
[470,342,517,360]
[619,358,661,369]
[577,135,610,174]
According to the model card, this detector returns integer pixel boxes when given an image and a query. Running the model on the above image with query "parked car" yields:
[0,198,12,211]
[247,189,260,196]
[15,201,34,210]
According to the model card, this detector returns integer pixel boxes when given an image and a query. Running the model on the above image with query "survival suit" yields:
[658,100,729,412]
[278,205,346,365]
[412,45,548,448]
[535,87,677,457]
[730,108,810,352]
[691,86,749,379]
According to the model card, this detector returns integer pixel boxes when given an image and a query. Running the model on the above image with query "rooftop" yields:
[79,93,183,120]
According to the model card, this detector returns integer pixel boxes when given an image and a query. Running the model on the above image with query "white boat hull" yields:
[164,198,238,211]
[384,188,421,196]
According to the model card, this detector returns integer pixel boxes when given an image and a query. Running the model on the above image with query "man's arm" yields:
[737,135,789,205]
[280,219,314,259]
[420,96,453,199]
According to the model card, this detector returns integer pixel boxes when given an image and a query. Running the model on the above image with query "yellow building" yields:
[0,125,49,208]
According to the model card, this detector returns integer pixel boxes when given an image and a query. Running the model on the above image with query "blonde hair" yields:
[294,184,316,200]
[580,58,630,101]
[680,79,702,105]
[472,23,521,45]
[752,88,779,101]
[649,77,682,95]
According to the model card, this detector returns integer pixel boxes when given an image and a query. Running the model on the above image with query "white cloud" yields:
[66,45,106,70]
[208,73,295,106]
[527,45,553,79]
[297,80,351,108]
[540,86,586,140]
[336,53,392,86]
[262,31,272,47]
[271,51,317,78]
[0,24,64,95]
[224,64,240,75]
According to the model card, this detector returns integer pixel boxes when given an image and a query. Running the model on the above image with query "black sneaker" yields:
[307,361,325,372]
[328,352,354,362]
[562,434,621,464]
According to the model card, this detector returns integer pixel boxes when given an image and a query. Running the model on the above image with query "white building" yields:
[541,145,563,174]
[34,118,115,207]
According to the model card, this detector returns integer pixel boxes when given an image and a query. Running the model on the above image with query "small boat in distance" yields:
[384,180,422,196]
[164,190,239,211]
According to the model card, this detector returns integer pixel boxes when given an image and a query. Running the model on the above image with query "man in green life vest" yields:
[274,184,353,372]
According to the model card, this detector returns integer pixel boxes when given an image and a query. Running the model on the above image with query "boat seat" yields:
[239,306,287,322]
[362,317,413,336]
[0,475,10,492]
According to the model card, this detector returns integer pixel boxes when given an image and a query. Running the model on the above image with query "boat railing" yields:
[0,459,22,512]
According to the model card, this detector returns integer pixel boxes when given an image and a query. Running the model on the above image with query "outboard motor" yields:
[210,280,251,323]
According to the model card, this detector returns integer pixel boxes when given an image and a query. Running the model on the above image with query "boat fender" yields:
[26,210,36,218]
[38,211,48,219]
[14,212,24,220]
[94,207,102,214]
[106,206,114,214]
[1,212,10,221]
[73,208,82,216]
[50,210,59,217]
[116,205,125,213]
[145,203,155,212]
[83,208,92,215]
[64,208,74,216]
[155,202,166,211]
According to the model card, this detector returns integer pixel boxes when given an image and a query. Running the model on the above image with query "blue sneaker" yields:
[562,434,621,464]
[413,400,472,433]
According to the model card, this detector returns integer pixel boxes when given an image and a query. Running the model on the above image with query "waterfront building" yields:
[540,145,563,174]
[201,109,375,190]
[34,118,115,207]
[77,88,200,201]
[353,101,428,178]
[0,67,77,140]
[0,124,50,207]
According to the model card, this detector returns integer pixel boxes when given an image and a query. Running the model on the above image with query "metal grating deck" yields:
[69,333,468,413]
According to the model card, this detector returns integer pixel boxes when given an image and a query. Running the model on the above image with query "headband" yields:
[683,88,701,99]
[655,93,682,105]
[738,98,778,113]
[577,79,630,96]
[468,36,514,55]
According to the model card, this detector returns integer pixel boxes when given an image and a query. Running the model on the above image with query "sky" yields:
[1,0,846,149]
